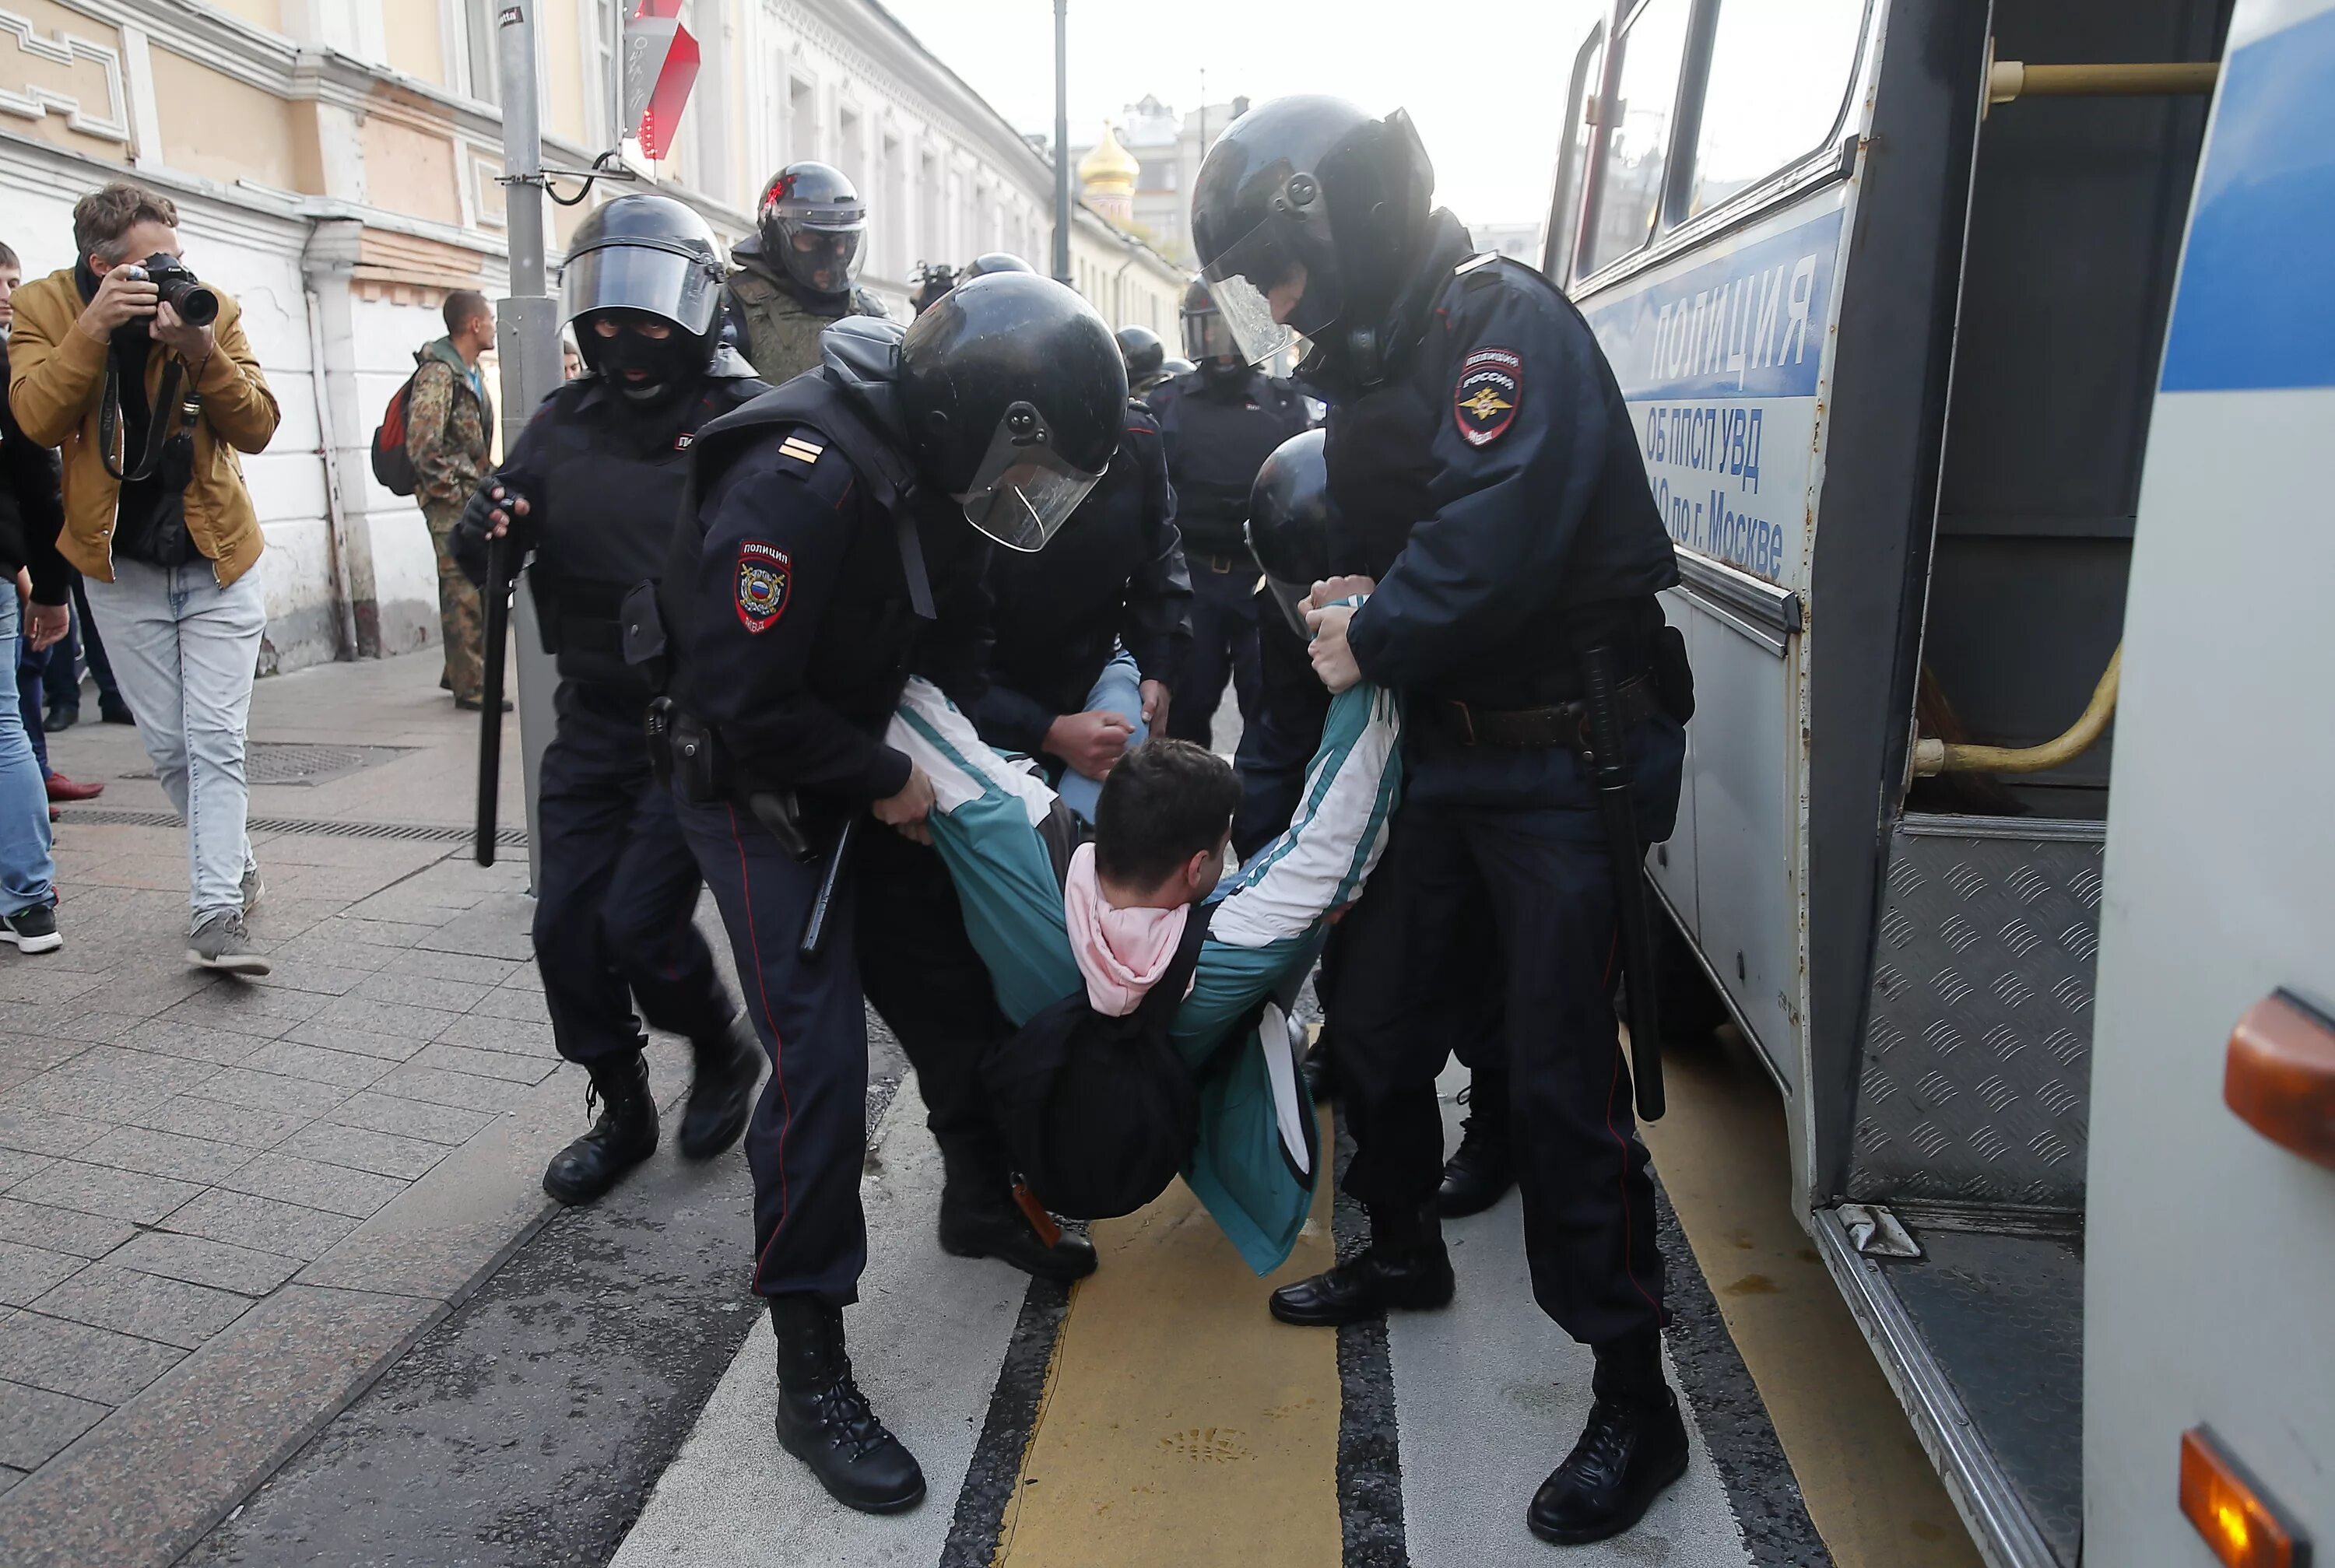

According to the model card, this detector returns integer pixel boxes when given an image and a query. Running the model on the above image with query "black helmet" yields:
[1190,96,1434,365]
[897,273,1126,552]
[1246,430,1333,638]
[964,252,1034,280]
[561,193,725,338]
[1158,356,1196,381]
[757,162,867,298]
[1115,324,1164,388]
[1181,275,1245,386]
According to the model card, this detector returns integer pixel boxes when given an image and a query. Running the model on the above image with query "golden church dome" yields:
[1077,122,1140,192]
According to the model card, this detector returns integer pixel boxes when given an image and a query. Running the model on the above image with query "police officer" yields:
[1146,278,1311,746]
[1234,430,1333,860]
[974,326,1189,821]
[448,195,767,1206]
[654,275,1126,1513]
[1117,324,1171,398]
[1192,96,1691,1545]
[725,161,887,384]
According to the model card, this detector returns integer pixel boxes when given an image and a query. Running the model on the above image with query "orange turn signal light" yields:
[2223,990,2335,1170]
[2180,1426,2310,1568]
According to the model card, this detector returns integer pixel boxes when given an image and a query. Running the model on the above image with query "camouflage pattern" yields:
[407,339,494,507]
[423,499,483,701]
[725,243,887,385]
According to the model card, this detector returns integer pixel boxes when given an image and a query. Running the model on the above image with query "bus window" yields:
[1582,0,1694,276]
[1687,0,1866,217]
[1546,27,1606,280]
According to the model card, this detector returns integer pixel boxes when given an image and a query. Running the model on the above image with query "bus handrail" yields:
[1912,644,2122,777]
[1987,59,2219,105]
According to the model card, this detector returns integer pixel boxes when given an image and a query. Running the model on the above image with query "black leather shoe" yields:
[1269,1242,1455,1326]
[1437,1075,1515,1218]
[542,1054,658,1205]
[100,700,136,725]
[1300,1032,1340,1102]
[938,1178,1098,1281]
[769,1295,925,1513]
[44,705,78,733]
[1527,1388,1690,1545]
[678,1014,760,1161]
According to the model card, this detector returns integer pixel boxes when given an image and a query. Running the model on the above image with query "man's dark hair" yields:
[0,240,19,272]
[72,183,178,265]
[444,289,491,335]
[1094,739,1240,889]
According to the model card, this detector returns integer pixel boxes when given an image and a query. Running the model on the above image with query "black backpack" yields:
[980,903,1215,1221]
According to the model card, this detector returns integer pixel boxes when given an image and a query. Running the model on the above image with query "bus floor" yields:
[616,1037,1983,1568]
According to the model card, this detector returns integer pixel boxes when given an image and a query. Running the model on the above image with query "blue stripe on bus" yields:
[1581,207,1843,402]
[2159,6,2335,393]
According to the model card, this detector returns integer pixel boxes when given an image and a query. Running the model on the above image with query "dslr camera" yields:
[136,253,219,327]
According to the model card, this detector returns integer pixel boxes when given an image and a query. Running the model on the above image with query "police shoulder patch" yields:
[735,539,792,633]
[1454,346,1522,447]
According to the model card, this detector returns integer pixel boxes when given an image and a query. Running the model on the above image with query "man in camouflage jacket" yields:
[409,290,497,707]
[723,230,887,385]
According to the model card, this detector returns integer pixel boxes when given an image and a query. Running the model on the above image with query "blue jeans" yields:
[1054,650,1149,823]
[0,595,56,914]
[83,559,265,925]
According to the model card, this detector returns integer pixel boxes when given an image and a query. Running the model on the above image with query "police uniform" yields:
[454,356,766,1079]
[1145,367,1310,745]
[974,402,1190,782]
[724,233,887,386]
[1315,209,1685,1349]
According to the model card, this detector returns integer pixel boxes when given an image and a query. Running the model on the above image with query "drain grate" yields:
[54,807,526,848]
[118,742,418,788]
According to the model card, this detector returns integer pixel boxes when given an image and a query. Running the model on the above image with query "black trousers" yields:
[679,797,1013,1303]
[1332,729,1680,1348]
[533,685,734,1065]
[1167,553,1262,746]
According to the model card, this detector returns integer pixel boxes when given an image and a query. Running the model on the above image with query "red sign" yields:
[622,1,698,160]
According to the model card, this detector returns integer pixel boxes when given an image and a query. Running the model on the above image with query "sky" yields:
[870,0,1603,229]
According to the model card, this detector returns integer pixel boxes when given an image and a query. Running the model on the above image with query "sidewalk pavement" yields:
[0,651,700,1568]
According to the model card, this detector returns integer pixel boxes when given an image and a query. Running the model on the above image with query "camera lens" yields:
[171,282,220,327]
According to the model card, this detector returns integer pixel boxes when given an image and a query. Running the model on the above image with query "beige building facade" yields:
[0,0,1184,675]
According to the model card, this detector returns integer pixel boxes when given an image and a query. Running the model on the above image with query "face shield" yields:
[561,243,722,337]
[1199,210,1347,366]
[952,402,1106,552]
[774,201,868,296]
[1182,305,1241,365]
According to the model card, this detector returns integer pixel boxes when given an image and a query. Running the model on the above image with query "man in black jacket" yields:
[0,240,72,954]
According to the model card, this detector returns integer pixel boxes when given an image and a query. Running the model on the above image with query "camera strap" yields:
[99,356,188,485]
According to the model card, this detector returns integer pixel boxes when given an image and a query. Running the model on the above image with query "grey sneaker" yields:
[241,865,265,914]
[188,911,271,975]
[1,903,61,955]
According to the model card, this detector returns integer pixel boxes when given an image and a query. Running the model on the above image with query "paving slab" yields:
[0,1311,188,1405]
[0,1379,110,1472]
[30,1262,255,1349]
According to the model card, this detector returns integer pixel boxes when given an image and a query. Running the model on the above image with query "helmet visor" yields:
[1199,212,1345,366]
[775,213,866,295]
[562,244,722,337]
[953,413,1105,552]
[1182,307,1241,364]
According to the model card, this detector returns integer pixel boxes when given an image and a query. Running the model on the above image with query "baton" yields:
[1581,645,1665,1121]
[799,814,862,960]
[474,532,514,868]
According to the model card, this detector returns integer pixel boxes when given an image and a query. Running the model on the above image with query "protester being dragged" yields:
[409,289,498,710]
[6,183,282,974]
[0,238,70,954]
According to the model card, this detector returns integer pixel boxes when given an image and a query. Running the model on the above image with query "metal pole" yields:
[496,2,564,889]
[1052,0,1071,285]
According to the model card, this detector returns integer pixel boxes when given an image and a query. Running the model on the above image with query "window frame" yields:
[1542,20,1607,282]
[1575,0,1697,282]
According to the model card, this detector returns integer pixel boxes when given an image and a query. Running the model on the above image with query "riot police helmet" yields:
[756,162,868,299]
[1245,430,1334,639]
[896,273,1127,552]
[1180,275,1245,387]
[561,193,727,339]
[1115,324,1165,390]
[964,252,1035,280]
[1157,356,1196,381]
[1189,95,1434,365]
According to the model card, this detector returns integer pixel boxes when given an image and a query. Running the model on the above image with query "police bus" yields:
[1540,0,2334,1563]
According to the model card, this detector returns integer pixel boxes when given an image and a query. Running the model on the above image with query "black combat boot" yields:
[678,1013,760,1161]
[1527,1327,1690,1544]
[768,1294,926,1513]
[1268,1201,1455,1326]
[1437,1068,1515,1218]
[540,1052,658,1205]
[936,1139,1097,1282]
[1300,1029,1340,1102]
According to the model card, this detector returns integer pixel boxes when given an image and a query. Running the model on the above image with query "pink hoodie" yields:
[1062,842,1193,1017]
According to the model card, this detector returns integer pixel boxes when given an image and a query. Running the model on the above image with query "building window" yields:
[919,150,942,267]
[883,134,907,280]
[581,0,617,146]
[789,76,816,164]
[455,0,499,105]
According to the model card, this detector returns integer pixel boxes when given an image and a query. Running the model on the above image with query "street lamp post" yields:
[1052,0,1072,286]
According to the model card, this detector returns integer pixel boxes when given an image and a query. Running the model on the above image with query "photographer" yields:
[6,183,281,974]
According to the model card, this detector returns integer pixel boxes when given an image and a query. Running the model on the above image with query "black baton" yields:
[799,814,862,960]
[1581,645,1665,1121]
[475,533,514,868]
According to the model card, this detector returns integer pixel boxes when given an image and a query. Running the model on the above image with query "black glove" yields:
[452,472,537,588]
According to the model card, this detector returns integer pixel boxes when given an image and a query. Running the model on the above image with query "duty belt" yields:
[1428,672,1659,752]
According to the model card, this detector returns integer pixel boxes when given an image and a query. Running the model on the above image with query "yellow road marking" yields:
[1640,1033,1983,1567]
[994,1111,1341,1567]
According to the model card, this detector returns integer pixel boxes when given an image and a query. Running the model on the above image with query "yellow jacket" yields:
[5,267,278,586]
